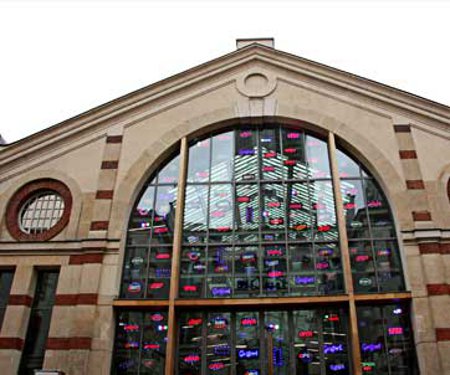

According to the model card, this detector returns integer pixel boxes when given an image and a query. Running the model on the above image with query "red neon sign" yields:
[284,147,297,154]
[355,255,370,262]
[149,282,164,289]
[284,160,296,166]
[267,202,281,208]
[237,196,250,203]
[183,285,198,292]
[317,225,331,232]
[264,151,277,158]
[263,166,275,172]
[188,318,202,326]
[155,253,170,260]
[153,227,169,234]
[143,343,160,350]
[241,318,257,326]
[298,330,313,338]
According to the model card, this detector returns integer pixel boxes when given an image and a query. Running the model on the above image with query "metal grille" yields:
[18,191,65,234]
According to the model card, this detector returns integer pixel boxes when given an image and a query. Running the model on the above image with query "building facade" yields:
[0,39,449,374]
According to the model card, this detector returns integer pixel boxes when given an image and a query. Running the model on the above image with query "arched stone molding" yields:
[0,170,83,241]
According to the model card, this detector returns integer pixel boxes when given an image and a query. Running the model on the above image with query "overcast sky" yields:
[1,0,449,143]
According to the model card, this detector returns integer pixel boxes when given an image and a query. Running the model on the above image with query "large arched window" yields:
[113,123,417,375]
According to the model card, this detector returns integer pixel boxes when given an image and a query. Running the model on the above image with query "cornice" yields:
[0,44,448,171]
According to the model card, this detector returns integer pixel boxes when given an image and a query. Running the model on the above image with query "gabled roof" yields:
[1,43,449,161]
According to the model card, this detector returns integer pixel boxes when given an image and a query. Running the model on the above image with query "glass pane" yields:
[309,181,338,242]
[336,149,360,178]
[236,311,261,374]
[180,246,206,298]
[350,241,377,293]
[234,245,260,297]
[341,180,370,239]
[121,247,148,299]
[147,247,172,299]
[234,129,259,181]
[211,132,234,182]
[287,182,313,241]
[129,186,155,230]
[187,138,211,183]
[158,154,180,184]
[151,185,177,246]
[364,180,396,238]
[261,183,286,243]
[141,312,168,373]
[235,184,259,243]
[281,128,307,180]
[178,312,203,374]
[113,311,142,374]
[260,128,283,180]
[184,185,209,244]
[373,240,405,292]
[305,135,331,179]
[206,313,232,374]
[209,184,234,243]
[264,311,289,374]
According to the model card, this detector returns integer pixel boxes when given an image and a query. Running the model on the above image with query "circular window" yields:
[6,179,72,241]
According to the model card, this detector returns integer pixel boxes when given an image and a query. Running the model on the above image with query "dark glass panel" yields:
[147,247,172,299]
[357,304,418,375]
[19,271,59,375]
[234,129,259,181]
[373,240,405,292]
[264,311,289,374]
[207,245,233,277]
[336,149,360,178]
[158,154,180,184]
[183,185,209,244]
[341,180,370,239]
[293,310,321,375]
[114,311,142,374]
[263,244,288,296]
[309,181,338,242]
[151,185,177,246]
[349,241,377,293]
[187,138,211,183]
[209,184,234,243]
[121,247,148,299]
[315,243,343,295]
[140,312,168,373]
[290,244,317,296]
[305,135,331,179]
[211,132,234,182]
[286,182,313,241]
[129,186,155,230]
[235,184,259,243]
[260,128,283,180]
[234,245,260,297]
[236,311,261,374]
[178,312,203,374]
[206,312,232,374]
[0,270,14,329]
[364,180,396,238]
[281,128,307,180]
[261,183,286,243]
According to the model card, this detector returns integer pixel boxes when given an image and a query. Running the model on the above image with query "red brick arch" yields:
[5,179,72,241]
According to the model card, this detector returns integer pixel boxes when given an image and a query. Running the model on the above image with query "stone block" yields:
[416,342,442,374]
[411,297,436,343]
[438,341,450,375]
[405,255,427,297]
[422,254,445,284]
[429,295,450,328]
[56,265,82,295]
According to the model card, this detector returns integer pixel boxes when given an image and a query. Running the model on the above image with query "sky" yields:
[1,0,449,143]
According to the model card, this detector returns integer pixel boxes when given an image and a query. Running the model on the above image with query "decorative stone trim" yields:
[90,221,109,231]
[8,295,33,307]
[412,211,432,221]
[427,284,450,296]
[101,161,119,169]
[106,135,123,144]
[95,190,114,199]
[399,150,417,159]
[406,180,425,190]
[5,179,73,242]
[448,179,450,203]
[46,337,92,350]
[55,293,98,305]
[419,243,450,254]
[0,337,24,350]
[393,125,411,133]
[69,253,104,265]
[436,328,450,341]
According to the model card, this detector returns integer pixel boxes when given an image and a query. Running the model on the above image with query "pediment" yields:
[1,43,449,178]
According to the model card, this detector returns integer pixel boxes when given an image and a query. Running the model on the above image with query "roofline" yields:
[2,43,449,151]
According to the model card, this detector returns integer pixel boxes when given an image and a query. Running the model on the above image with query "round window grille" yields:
[6,179,72,241]
[18,191,65,234]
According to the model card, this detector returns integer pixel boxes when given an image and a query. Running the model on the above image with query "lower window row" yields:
[113,303,418,375]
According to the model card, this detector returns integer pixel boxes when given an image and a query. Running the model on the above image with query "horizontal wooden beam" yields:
[354,292,412,302]
[113,299,170,308]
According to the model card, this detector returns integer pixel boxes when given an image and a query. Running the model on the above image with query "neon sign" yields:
[298,352,313,363]
[377,249,391,256]
[264,151,277,158]
[362,362,375,372]
[269,218,284,225]
[268,270,284,278]
[155,268,171,277]
[287,132,300,139]
[149,282,164,289]
[214,265,229,273]
[246,207,254,222]
[265,259,279,267]
[151,313,164,322]
[316,261,330,270]
[241,317,257,326]
[240,131,252,138]
[330,364,346,371]
[244,371,259,375]
[188,318,202,326]
[212,317,228,329]
[289,203,302,209]
[157,324,168,331]
[344,202,356,209]
[153,227,168,234]
[355,255,370,262]
[183,354,200,364]
[361,343,382,352]
[208,363,225,371]
[323,344,344,354]
[388,327,403,335]
[183,285,198,292]
[143,343,160,350]
[266,248,283,256]
[284,160,296,166]
[142,359,156,368]
[123,324,139,332]
[187,251,201,261]
[263,166,275,172]
[367,200,382,208]
[193,263,206,272]
[237,196,250,203]
[237,349,259,359]
[358,278,372,287]
[284,147,297,154]
[393,307,402,315]
[293,224,308,231]
[298,330,313,338]
[295,276,315,285]
[214,344,231,356]
[317,225,331,232]
[243,174,256,180]
[260,137,272,143]
[313,203,326,210]
[127,282,142,294]
[273,347,284,367]
[239,149,255,156]
[155,253,170,260]
[211,287,231,297]
[241,252,257,263]
[124,341,139,349]
[324,314,340,322]
[318,248,334,256]
[131,257,144,266]
[267,201,281,208]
